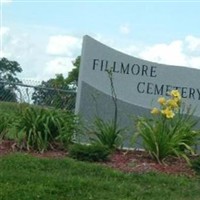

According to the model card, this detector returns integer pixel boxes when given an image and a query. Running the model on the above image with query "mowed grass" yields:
[0,153,200,200]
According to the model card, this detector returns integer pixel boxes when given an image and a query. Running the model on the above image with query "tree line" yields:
[0,56,80,110]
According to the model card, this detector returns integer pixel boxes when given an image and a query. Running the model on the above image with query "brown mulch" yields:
[103,149,198,177]
[0,140,198,177]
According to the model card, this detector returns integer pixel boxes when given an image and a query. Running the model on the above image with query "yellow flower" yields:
[157,97,166,105]
[161,108,175,119]
[151,107,160,115]
[166,99,179,109]
[170,90,181,100]
[173,97,181,105]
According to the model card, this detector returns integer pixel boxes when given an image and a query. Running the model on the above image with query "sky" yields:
[1,0,200,81]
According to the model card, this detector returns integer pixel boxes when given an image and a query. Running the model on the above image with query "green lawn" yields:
[0,153,200,200]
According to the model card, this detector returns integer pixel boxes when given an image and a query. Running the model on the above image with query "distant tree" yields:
[32,74,76,110]
[32,56,80,110]
[32,56,81,110]
[66,56,80,88]
[0,57,22,102]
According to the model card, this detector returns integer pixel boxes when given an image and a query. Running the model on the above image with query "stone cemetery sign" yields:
[76,35,200,146]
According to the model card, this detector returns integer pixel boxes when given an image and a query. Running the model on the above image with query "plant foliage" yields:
[69,143,110,162]
[134,90,200,163]
[90,118,123,150]
[0,114,10,140]
[15,106,78,152]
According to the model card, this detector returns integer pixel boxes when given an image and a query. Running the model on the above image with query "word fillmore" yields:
[92,59,157,77]
[137,82,200,100]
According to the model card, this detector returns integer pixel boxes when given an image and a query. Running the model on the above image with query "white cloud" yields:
[118,36,200,69]
[119,45,140,57]
[1,27,34,60]
[46,35,81,56]
[93,34,197,69]
[188,57,200,68]
[185,35,200,52]
[138,40,187,66]
[119,24,130,35]
[94,34,115,46]
[0,26,11,58]
[1,26,46,79]
[43,57,74,80]
[1,0,12,4]
[0,26,9,37]
[1,26,81,81]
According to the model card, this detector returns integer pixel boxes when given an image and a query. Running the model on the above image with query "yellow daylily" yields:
[161,108,175,119]
[170,90,181,100]
[166,99,179,109]
[151,107,160,115]
[157,97,166,105]
[173,97,181,105]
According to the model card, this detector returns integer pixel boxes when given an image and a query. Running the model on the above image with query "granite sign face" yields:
[76,35,200,146]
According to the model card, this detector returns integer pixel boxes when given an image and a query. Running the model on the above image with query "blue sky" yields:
[1,0,200,80]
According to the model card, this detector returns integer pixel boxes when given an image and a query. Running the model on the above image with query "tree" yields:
[0,57,22,102]
[32,56,80,110]
[65,56,80,88]
[32,74,76,110]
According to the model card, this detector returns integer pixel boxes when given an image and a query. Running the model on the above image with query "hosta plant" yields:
[134,90,200,164]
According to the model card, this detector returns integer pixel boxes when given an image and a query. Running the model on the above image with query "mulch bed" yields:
[103,149,197,177]
[0,140,198,177]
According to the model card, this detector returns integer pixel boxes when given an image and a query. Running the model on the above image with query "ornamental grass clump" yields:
[15,106,78,152]
[134,90,200,164]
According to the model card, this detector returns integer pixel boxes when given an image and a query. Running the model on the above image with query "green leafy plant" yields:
[55,112,80,147]
[133,90,200,164]
[90,118,123,149]
[15,106,78,152]
[0,102,28,140]
[69,143,110,162]
[0,114,10,140]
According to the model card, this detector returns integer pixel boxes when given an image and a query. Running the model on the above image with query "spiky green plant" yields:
[134,90,200,164]
[90,118,123,150]
[15,107,78,152]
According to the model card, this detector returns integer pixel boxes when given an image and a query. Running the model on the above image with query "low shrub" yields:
[68,143,111,162]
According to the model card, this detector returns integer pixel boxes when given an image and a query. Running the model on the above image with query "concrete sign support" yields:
[76,35,200,147]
